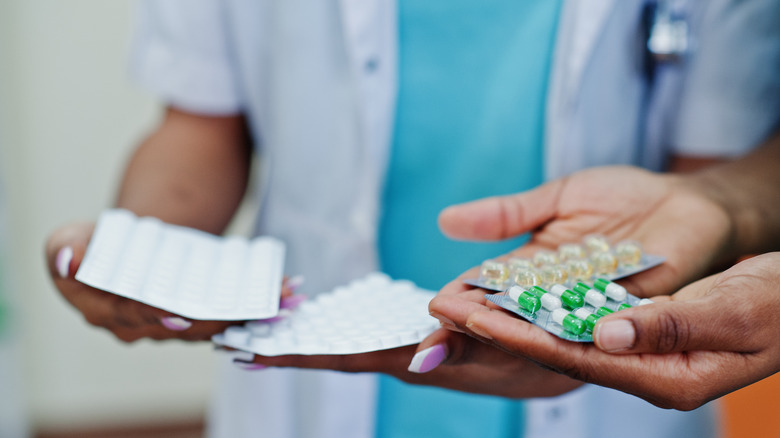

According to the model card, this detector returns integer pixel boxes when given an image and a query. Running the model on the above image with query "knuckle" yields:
[651,311,689,353]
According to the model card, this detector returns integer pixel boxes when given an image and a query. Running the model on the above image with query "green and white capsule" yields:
[618,303,632,311]
[571,282,606,308]
[593,278,628,301]
[551,308,586,335]
[547,284,583,309]
[573,308,601,332]
[524,286,562,311]
[507,286,541,313]
[595,306,614,317]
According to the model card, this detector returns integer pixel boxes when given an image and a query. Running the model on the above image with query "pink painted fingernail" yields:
[595,319,636,352]
[408,344,448,373]
[233,358,267,371]
[161,316,192,331]
[280,295,307,310]
[286,275,305,292]
[56,246,73,278]
[257,308,292,324]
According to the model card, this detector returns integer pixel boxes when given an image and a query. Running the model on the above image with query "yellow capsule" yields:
[583,234,611,254]
[615,240,643,267]
[512,267,542,289]
[558,244,586,263]
[539,264,568,286]
[533,250,559,267]
[565,259,594,281]
[479,260,508,285]
[506,257,534,273]
[590,251,618,275]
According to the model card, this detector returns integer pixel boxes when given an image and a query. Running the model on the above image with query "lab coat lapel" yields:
[565,0,616,100]
[546,0,617,179]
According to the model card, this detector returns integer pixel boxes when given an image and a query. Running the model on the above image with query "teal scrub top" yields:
[377,1,562,437]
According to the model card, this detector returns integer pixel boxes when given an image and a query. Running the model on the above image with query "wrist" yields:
[682,166,761,261]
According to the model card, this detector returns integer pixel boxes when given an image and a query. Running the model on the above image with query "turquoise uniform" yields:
[377,1,562,437]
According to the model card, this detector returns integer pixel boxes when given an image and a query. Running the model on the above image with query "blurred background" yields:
[0,1,778,438]
[0,1,223,436]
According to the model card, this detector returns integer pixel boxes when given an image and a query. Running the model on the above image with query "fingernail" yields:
[466,322,493,340]
[595,319,636,352]
[440,321,465,333]
[235,363,268,371]
[286,275,305,292]
[429,311,455,327]
[233,358,267,371]
[408,344,448,373]
[161,316,192,331]
[280,295,306,310]
[257,308,291,324]
[56,246,74,278]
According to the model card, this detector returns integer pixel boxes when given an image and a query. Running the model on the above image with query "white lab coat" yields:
[130,0,780,437]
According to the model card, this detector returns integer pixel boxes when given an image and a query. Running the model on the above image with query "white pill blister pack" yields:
[213,273,439,356]
[76,209,286,321]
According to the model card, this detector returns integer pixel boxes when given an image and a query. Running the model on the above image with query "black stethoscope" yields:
[643,0,690,79]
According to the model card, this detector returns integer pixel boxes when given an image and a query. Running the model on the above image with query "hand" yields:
[46,221,296,342]
[440,253,780,410]
[437,166,736,298]
[239,318,583,398]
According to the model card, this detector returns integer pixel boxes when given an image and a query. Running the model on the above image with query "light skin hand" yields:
[437,166,735,299]
[455,253,780,411]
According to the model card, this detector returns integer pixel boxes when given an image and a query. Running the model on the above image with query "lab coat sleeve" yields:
[128,0,243,115]
[670,0,780,157]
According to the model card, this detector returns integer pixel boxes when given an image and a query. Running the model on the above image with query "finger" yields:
[438,178,565,241]
[281,275,305,298]
[250,345,417,374]
[45,221,94,279]
[429,288,492,328]
[408,328,453,373]
[593,276,752,354]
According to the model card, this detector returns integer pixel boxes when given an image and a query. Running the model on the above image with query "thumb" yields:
[438,179,564,241]
[594,286,738,354]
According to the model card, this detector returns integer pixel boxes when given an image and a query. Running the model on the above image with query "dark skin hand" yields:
[45,108,276,343]
[442,253,780,411]
[46,221,296,342]
[242,320,582,398]
[426,136,780,408]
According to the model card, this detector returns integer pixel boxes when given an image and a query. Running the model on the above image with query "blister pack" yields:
[213,273,439,356]
[76,209,286,320]
[486,279,653,342]
[464,235,664,292]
